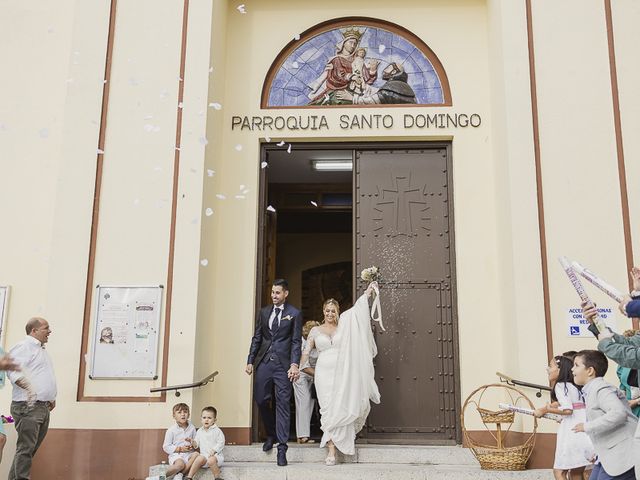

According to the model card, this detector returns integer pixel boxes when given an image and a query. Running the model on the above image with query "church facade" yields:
[1,0,639,476]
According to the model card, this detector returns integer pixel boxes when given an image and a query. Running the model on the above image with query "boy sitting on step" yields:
[163,402,198,480]
[186,406,225,480]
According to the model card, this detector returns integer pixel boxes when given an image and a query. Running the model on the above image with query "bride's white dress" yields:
[306,293,381,455]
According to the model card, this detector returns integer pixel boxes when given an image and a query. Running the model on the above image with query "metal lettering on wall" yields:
[356,149,457,442]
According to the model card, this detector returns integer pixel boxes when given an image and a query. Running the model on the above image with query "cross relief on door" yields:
[372,171,432,238]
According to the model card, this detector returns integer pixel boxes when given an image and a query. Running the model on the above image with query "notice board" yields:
[90,285,163,379]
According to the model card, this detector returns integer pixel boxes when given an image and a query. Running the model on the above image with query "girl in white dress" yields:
[534,355,594,480]
[300,283,381,466]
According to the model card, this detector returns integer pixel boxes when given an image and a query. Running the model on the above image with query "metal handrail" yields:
[496,371,551,398]
[150,371,218,397]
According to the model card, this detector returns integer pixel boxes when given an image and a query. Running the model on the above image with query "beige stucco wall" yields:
[1,0,640,460]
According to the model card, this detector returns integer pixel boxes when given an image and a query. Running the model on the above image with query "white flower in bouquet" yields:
[360,266,380,282]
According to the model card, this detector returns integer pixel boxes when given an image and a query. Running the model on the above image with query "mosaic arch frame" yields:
[261,17,452,109]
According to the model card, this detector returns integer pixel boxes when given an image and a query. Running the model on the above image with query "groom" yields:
[246,279,302,466]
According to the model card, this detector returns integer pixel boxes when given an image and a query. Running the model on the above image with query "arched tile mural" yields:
[262,18,452,108]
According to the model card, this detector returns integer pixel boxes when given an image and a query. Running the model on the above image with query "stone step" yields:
[223,444,477,465]
[190,463,552,480]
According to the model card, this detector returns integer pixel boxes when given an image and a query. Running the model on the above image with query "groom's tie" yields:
[271,306,282,334]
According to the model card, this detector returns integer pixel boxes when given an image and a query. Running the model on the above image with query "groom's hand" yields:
[288,364,299,382]
[245,364,253,375]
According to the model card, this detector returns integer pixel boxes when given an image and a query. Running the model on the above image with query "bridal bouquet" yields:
[361,266,381,282]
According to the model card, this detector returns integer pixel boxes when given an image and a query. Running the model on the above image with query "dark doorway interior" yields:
[258,148,354,442]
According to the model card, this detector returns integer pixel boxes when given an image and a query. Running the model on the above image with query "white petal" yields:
[237,4,247,13]
[239,184,246,190]
[277,140,286,146]
[207,169,215,177]
[287,144,292,154]
[378,44,386,54]
[292,61,299,69]
[178,102,184,109]
[205,208,213,216]
[200,259,209,266]
[267,205,276,213]
[199,136,208,146]
[209,66,214,73]
[216,194,226,200]
[242,188,250,194]
[265,136,271,142]
[235,144,243,151]
[209,102,222,110]
[261,161,268,169]
[294,34,301,41]
[310,201,318,207]
[97,148,104,154]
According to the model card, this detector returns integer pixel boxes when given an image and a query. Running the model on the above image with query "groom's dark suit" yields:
[247,302,303,450]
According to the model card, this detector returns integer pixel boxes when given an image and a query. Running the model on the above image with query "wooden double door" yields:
[257,144,459,444]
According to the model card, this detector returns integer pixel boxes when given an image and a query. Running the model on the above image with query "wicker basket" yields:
[470,437,535,470]
[461,383,537,471]
[477,407,514,424]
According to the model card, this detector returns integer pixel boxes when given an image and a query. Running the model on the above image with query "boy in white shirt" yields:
[186,406,225,480]
[163,403,198,480]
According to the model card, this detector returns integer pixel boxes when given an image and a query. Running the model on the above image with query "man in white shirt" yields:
[7,317,57,480]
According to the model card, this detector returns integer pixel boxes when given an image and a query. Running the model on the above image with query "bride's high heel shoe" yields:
[325,455,336,466]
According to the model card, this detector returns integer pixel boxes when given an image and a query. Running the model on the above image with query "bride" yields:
[299,281,381,465]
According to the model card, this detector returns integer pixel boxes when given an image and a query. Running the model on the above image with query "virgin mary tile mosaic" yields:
[263,19,451,108]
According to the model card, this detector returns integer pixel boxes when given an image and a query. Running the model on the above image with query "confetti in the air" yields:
[294,34,301,41]
[178,102,184,109]
[209,102,222,110]
[209,66,214,73]
[378,44,386,54]
[277,140,286,147]
[267,205,276,213]
[239,184,246,190]
[287,144,292,154]
[265,136,271,142]
[292,61,299,69]
[199,136,208,146]
[261,161,268,169]
[97,148,104,154]
[310,201,318,207]
[205,208,213,216]
[235,144,243,151]
[216,194,226,200]
[207,169,215,177]
[237,4,247,13]
[200,259,209,266]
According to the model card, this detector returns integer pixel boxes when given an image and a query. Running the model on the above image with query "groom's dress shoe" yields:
[263,437,275,452]
[277,449,288,466]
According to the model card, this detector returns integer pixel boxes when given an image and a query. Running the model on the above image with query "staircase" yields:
[184,444,552,480]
